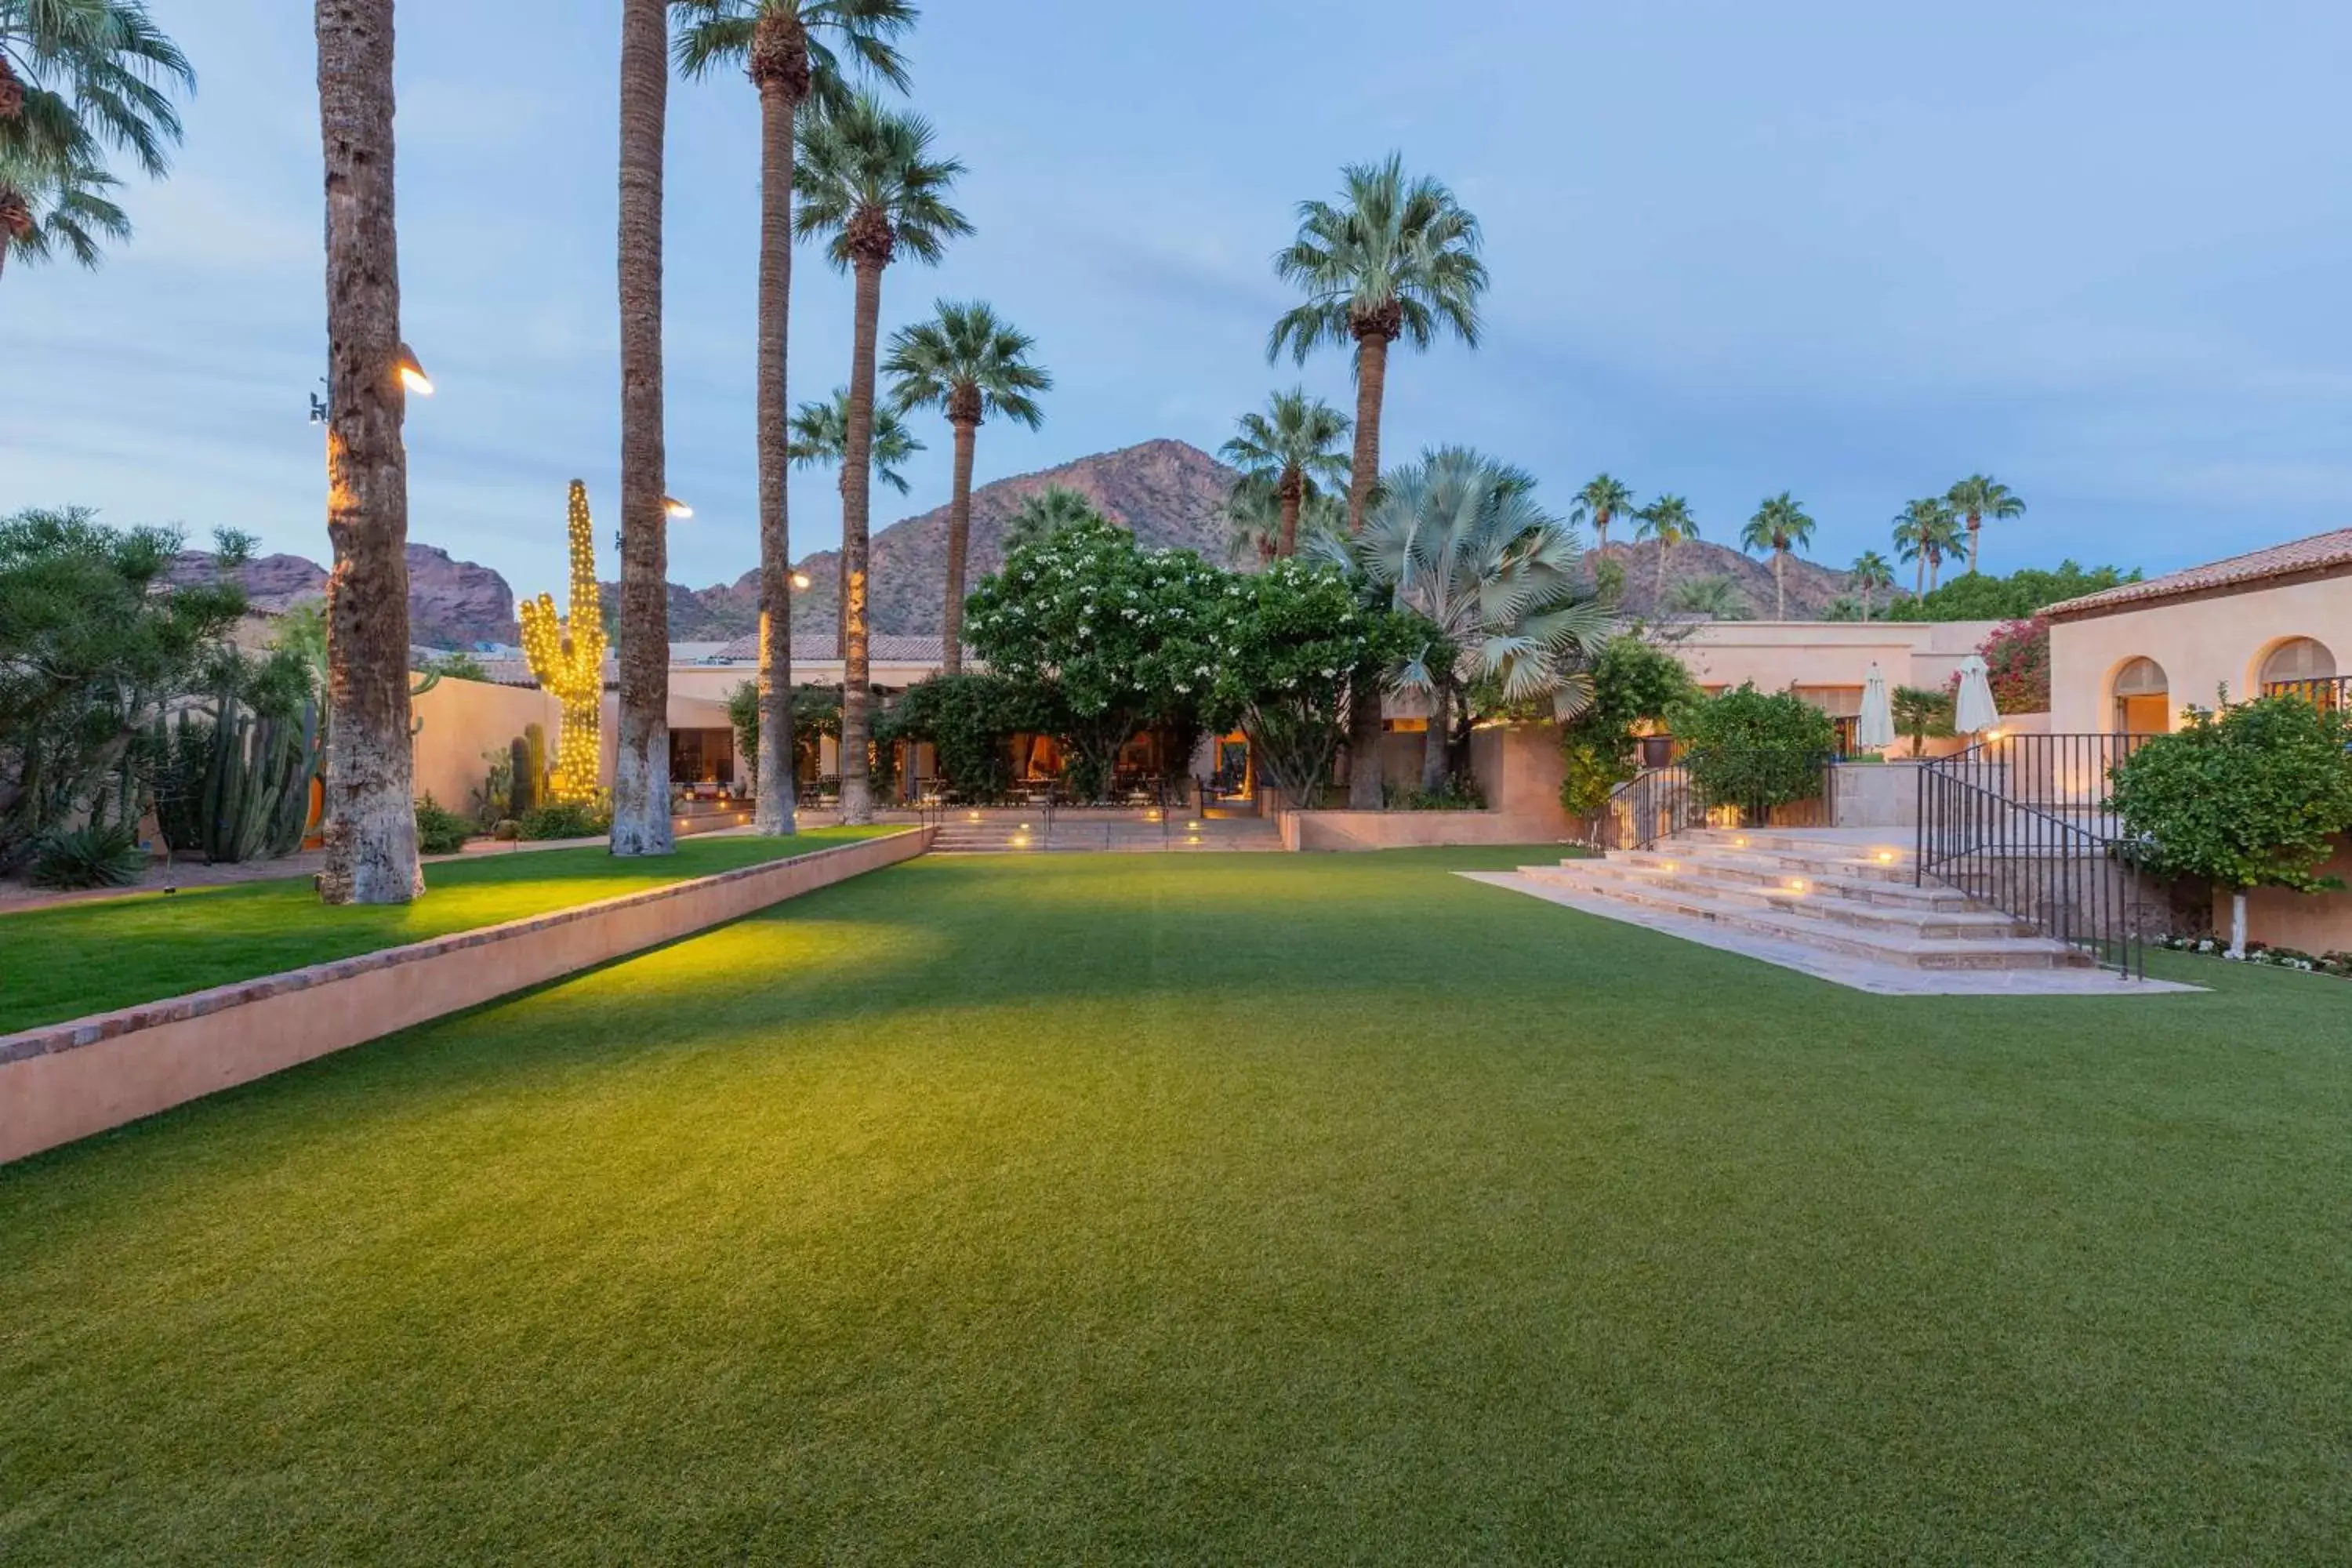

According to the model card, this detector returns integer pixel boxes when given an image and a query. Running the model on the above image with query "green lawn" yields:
[3,848,2347,1564]
[0,829,891,1035]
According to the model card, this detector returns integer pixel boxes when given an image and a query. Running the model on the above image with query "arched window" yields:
[2260,637,2336,686]
[2112,657,2170,734]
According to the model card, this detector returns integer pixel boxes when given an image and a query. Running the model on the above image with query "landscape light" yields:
[664,496,693,521]
[791,572,812,590]
[396,343,434,396]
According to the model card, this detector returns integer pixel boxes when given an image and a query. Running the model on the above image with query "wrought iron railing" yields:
[1597,751,1838,851]
[1915,734,2158,978]
[2264,676,2349,710]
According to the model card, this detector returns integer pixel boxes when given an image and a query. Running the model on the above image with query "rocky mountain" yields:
[165,545,519,648]
[1590,537,1900,622]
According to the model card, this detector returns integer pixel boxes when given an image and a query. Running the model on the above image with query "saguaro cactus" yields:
[519,481,610,804]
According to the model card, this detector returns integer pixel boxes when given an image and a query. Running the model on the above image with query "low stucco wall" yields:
[2227,837,2352,953]
[1281,810,1569,851]
[0,829,931,1165]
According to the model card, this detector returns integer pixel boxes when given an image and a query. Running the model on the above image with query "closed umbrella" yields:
[1857,662,1896,753]
[1953,655,2000,735]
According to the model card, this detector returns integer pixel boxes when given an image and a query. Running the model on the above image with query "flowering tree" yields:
[964,516,1227,800]
[1976,616,2050,714]
[1209,558,1410,805]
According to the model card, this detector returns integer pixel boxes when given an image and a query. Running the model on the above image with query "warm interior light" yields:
[396,343,433,396]
[663,496,693,521]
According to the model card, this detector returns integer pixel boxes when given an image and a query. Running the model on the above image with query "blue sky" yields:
[5,0,2350,603]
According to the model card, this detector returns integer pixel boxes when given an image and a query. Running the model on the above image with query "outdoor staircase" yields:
[928,808,1283,854]
[1519,828,2096,971]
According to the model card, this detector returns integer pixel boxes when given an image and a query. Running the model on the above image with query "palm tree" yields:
[1001,485,1102,554]
[672,0,916,837]
[788,386,924,494]
[1632,494,1697,603]
[1848,549,1895,622]
[612,0,674,855]
[1573,474,1636,553]
[797,92,969,823]
[1344,448,1613,791]
[1219,474,1282,565]
[885,299,1049,672]
[1665,575,1749,621]
[313,0,419,904]
[0,0,191,283]
[0,147,122,280]
[1945,474,2025,575]
[1738,492,1817,621]
[1891,496,1964,597]
[1269,154,1486,806]
[1218,388,1349,560]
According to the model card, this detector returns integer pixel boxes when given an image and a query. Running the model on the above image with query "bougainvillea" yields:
[1976,616,2051,714]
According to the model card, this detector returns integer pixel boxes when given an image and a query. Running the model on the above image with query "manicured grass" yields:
[3,848,2348,1563]
[0,829,892,1035]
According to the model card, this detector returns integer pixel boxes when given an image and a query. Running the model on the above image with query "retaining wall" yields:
[0,828,931,1164]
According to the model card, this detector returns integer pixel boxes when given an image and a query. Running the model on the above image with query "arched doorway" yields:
[2111,657,2170,733]
[2259,637,2337,706]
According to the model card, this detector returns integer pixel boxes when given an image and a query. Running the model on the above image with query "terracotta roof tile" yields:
[2042,528,2352,619]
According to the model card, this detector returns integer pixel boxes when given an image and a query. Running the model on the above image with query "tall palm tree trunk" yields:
[612,0,673,856]
[1345,325,1392,809]
[1774,549,1788,621]
[836,252,885,823]
[1965,514,1981,575]
[1913,555,1926,601]
[316,0,420,905]
[1655,540,1669,601]
[750,26,803,836]
[941,411,978,673]
[1421,681,1452,792]
[1276,469,1301,559]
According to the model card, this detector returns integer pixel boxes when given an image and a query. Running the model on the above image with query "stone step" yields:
[1519,863,2090,971]
[1606,848,1965,908]
[1671,833,1918,880]
[1546,862,2034,942]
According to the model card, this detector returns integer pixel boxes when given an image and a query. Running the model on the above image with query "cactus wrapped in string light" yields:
[518,481,609,804]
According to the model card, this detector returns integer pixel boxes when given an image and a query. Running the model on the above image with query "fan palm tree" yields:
[1945,474,2025,575]
[1632,493,1697,602]
[612,0,675,855]
[1848,549,1895,622]
[796,92,968,823]
[1891,496,1964,597]
[1218,388,1349,560]
[1573,474,1636,553]
[1665,575,1749,621]
[1219,474,1283,566]
[1738,492,1817,621]
[885,299,1049,672]
[1341,448,1613,791]
[672,0,916,837]
[1001,485,1102,554]
[0,0,191,282]
[788,386,924,493]
[1269,154,1486,806]
[312,0,419,903]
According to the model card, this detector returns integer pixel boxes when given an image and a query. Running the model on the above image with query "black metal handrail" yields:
[2264,676,2348,710]
[1597,750,1838,851]
[1915,733,2156,978]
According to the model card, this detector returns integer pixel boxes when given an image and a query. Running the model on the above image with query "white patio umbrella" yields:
[1857,662,1896,753]
[1953,655,2001,736]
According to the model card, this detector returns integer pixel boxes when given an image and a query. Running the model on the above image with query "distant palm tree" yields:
[1633,493,1697,602]
[797,91,971,823]
[1666,575,1749,621]
[0,0,191,283]
[1573,474,1637,553]
[1945,474,2025,575]
[1342,448,1613,791]
[1892,496,1965,597]
[788,387,924,492]
[1219,474,1283,565]
[1738,492,1817,620]
[673,0,916,836]
[1848,549,1895,622]
[1219,388,1349,559]
[311,0,419,903]
[1001,485,1102,554]
[885,299,1048,671]
[1269,154,1486,807]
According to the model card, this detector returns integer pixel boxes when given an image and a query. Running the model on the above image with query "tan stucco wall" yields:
[2223,837,2352,953]
[411,678,564,815]
[1281,810,1568,851]
[1671,620,2002,697]
[2048,577,2352,734]
[0,829,931,1164]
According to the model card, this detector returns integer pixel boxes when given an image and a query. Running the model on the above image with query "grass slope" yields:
[0,830,890,1035]
[3,848,2347,1563]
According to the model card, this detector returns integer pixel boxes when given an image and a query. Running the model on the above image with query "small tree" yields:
[1210,558,1410,806]
[1671,684,1836,818]
[1558,634,1702,814]
[2109,696,2352,956]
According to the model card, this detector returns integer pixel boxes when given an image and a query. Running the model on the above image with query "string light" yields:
[518,479,608,804]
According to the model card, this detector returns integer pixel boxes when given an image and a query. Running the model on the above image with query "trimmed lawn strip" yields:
[2,848,2347,1563]
[0,830,891,1035]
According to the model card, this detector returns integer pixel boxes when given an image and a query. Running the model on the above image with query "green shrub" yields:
[492,818,521,842]
[1558,635,1703,813]
[517,800,611,840]
[1385,776,1488,811]
[415,793,474,855]
[1886,561,2139,622]
[1672,684,1836,811]
[28,822,147,890]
